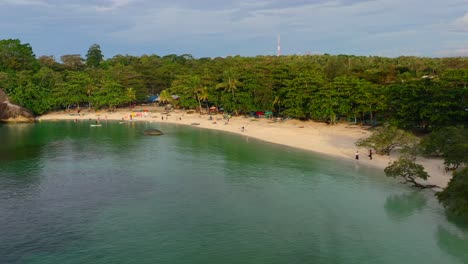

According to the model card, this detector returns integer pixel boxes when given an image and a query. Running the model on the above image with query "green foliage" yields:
[93,78,126,110]
[384,157,434,188]
[282,70,324,119]
[355,124,419,155]
[385,157,429,180]
[86,44,104,68]
[437,168,468,216]
[158,90,172,104]
[1,38,468,125]
[0,39,38,71]
[60,54,84,70]
[169,75,202,109]
[216,70,242,114]
[8,70,57,114]
[57,71,89,109]
[420,126,468,169]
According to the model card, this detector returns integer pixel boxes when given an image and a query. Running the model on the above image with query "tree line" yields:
[0,39,466,130]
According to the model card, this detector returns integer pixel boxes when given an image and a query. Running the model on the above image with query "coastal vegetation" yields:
[0,38,467,215]
[0,39,466,129]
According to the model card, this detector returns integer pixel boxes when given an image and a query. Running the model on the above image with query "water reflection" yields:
[384,191,427,221]
[436,226,468,262]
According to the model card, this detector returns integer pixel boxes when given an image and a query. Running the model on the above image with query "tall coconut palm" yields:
[216,70,241,115]
[196,86,210,112]
[126,87,136,107]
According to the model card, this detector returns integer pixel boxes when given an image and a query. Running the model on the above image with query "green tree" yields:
[384,156,438,188]
[216,69,242,114]
[356,124,419,155]
[9,69,58,114]
[282,70,324,119]
[437,167,468,216]
[86,44,104,68]
[0,39,38,71]
[60,54,84,70]
[420,126,468,170]
[56,71,90,111]
[158,89,172,104]
[125,87,136,107]
[93,78,126,110]
[169,75,201,109]
[195,85,209,112]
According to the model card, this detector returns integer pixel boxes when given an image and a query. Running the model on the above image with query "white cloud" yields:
[453,12,468,32]
[0,0,50,6]
[1,0,467,57]
[95,0,134,12]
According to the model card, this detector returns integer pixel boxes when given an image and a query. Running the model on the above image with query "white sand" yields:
[38,106,453,188]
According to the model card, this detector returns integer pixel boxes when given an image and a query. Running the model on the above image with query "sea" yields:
[0,121,467,264]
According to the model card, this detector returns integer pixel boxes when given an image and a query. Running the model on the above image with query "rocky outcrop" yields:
[143,129,164,136]
[0,89,35,122]
[0,89,8,102]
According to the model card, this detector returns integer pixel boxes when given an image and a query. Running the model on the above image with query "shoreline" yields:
[38,106,453,188]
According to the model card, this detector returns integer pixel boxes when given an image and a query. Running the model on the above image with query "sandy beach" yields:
[38,106,453,188]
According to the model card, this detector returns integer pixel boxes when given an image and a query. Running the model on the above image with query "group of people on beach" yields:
[355,149,372,160]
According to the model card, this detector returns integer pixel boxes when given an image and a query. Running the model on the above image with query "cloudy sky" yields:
[0,0,467,58]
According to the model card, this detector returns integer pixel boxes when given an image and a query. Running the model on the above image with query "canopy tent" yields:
[148,95,159,103]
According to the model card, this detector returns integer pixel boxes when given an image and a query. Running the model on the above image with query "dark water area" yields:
[0,121,467,264]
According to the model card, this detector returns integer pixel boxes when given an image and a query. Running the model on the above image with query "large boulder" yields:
[0,89,35,122]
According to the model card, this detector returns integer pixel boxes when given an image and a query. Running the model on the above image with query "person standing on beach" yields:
[368,149,373,160]
[355,151,359,160]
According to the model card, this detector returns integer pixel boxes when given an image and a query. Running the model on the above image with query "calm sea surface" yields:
[0,121,467,264]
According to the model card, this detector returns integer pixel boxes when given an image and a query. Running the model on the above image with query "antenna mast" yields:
[277,34,281,57]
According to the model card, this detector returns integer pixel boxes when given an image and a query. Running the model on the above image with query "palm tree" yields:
[125,87,136,108]
[272,95,282,116]
[196,86,210,112]
[216,70,241,115]
[158,89,172,104]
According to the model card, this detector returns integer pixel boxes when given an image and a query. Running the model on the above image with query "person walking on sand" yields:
[355,150,359,160]
[368,149,373,160]
[241,126,245,132]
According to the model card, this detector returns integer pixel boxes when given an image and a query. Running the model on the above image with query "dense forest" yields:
[0,39,467,130]
[1,38,468,215]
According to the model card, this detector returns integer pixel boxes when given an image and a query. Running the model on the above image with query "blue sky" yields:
[0,0,467,59]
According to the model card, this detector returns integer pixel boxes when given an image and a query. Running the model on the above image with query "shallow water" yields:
[0,121,467,264]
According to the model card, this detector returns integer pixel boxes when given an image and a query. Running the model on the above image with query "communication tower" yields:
[277,34,281,56]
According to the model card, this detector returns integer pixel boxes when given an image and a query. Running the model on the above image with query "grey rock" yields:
[0,88,35,123]
[144,129,164,136]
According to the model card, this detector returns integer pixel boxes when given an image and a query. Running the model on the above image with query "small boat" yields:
[90,124,102,127]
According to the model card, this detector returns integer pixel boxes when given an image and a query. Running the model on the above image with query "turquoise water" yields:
[0,121,467,264]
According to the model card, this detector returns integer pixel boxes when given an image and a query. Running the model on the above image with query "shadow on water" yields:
[0,123,42,161]
[384,191,428,221]
[436,226,468,262]
[444,212,468,231]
